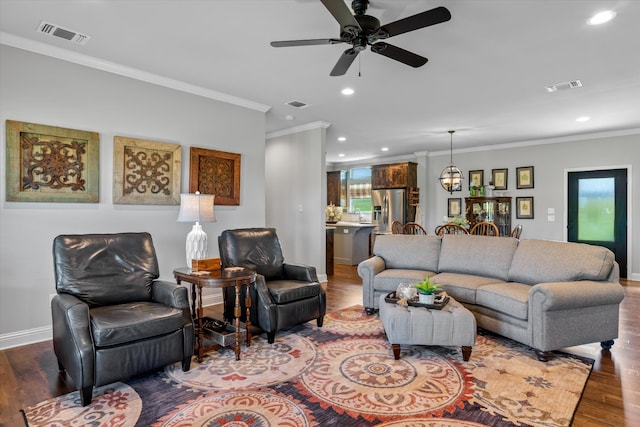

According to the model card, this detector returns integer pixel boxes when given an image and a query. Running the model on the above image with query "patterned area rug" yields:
[22,306,593,427]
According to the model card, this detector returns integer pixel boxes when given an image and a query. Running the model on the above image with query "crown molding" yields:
[266,121,331,139]
[0,32,271,113]
[429,128,640,157]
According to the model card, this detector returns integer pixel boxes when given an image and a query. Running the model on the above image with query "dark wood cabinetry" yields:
[465,197,512,236]
[327,170,345,206]
[372,162,417,189]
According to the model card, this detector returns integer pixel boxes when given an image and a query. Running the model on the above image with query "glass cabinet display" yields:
[465,197,512,236]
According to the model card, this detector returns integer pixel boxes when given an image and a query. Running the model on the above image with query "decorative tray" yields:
[201,317,246,347]
[385,291,449,310]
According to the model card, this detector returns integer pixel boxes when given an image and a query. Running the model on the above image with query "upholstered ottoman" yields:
[379,293,477,361]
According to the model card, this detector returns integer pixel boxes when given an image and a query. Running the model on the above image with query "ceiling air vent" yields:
[37,21,91,45]
[286,100,308,109]
[545,80,582,93]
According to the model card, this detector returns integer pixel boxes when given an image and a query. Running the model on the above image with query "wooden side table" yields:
[173,267,256,362]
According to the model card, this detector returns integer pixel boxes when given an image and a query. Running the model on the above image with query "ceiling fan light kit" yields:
[439,130,463,194]
[271,0,451,76]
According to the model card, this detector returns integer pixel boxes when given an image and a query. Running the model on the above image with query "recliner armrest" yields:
[283,263,318,282]
[151,280,190,310]
[51,293,94,389]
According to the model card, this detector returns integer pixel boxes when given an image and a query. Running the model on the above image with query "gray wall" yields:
[426,133,639,279]
[266,125,327,280]
[0,46,267,347]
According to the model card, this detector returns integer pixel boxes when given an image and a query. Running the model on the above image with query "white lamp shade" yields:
[177,193,216,223]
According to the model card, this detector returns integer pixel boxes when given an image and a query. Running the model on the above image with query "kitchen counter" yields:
[327,222,376,265]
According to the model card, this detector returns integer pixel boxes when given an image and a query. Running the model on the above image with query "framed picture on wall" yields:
[469,170,484,188]
[516,166,534,189]
[492,168,508,190]
[113,136,181,205]
[516,197,534,219]
[448,198,462,217]
[5,120,99,203]
[189,147,241,205]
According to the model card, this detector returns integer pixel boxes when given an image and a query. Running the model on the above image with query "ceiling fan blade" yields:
[330,48,359,76]
[371,42,428,68]
[321,0,361,36]
[378,6,451,38]
[271,38,343,47]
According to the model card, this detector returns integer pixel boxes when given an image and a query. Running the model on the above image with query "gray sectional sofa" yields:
[358,234,625,360]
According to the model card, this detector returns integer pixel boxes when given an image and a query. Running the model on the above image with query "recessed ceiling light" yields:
[341,87,354,95]
[285,114,295,121]
[338,153,345,157]
[381,147,389,152]
[338,136,346,142]
[576,116,591,122]
[588,10,616,25]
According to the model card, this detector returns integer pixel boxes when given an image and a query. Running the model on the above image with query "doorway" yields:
[567,168,628,278]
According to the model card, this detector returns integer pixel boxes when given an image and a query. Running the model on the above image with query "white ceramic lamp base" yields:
[185,222,208,267]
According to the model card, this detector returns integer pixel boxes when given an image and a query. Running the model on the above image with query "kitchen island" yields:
[328,221,376,265]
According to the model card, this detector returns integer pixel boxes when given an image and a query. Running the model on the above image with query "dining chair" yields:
[435,223,469,236]
[403,222,427,235]
[511,224,523,239]
[469,221,500,236]
[391,221,404,234]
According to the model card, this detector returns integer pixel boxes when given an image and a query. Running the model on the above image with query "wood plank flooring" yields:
[0,265,637,426]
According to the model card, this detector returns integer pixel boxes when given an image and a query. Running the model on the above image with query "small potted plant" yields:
[415,276,441,304]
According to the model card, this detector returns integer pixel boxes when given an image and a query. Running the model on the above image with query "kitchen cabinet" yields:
[327,170,346,206]
[372,162,417,189]
[465,197,512,236]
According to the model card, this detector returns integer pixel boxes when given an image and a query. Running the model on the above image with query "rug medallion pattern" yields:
[23,306,593,427]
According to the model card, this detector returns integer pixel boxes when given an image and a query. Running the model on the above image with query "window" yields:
[348,167,372,215]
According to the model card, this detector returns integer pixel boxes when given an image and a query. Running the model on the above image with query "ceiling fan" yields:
[270,0,451,76]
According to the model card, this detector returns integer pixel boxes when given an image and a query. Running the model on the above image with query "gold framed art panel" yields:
[5,120,99,203]
[113,136,181,205]
[189,147,241,206]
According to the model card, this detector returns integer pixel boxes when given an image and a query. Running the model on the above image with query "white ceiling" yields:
[1,0,639,164]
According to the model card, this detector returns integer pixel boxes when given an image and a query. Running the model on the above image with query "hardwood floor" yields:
[0,265,637,426]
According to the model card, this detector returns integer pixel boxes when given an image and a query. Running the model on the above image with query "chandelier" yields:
[439,130,463,193]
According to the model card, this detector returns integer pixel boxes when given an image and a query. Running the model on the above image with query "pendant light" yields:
[439,130,463,193]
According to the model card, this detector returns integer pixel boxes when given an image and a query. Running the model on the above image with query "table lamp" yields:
[177,191,216,267]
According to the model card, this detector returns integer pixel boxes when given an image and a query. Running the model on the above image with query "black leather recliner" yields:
[51,232,193,406]
[218,228,326,343]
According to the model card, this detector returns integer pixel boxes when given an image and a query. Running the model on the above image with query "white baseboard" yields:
[0,325,52,350]
[629,272,640,281]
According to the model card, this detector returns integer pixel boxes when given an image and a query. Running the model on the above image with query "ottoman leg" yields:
[461,346,472,361]
[392,344,401,360]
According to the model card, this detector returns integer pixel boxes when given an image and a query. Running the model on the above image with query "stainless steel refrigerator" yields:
[372,189,406,233]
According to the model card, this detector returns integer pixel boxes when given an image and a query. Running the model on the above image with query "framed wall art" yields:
[113,136,181,205]
[448,198,462,217]
[5,120,99,203]
[516,197,534,219]
[189,147,241,205]
[469,170,484,188]
[491,168,508,190]
[516,166,534,189]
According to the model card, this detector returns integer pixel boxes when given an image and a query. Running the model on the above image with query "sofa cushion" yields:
[438,235,518,281]
[374,235,441,271]
[374,269,437,294]
[508,239,615,285]
[476,282,530,320]
[431,272,505,304]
